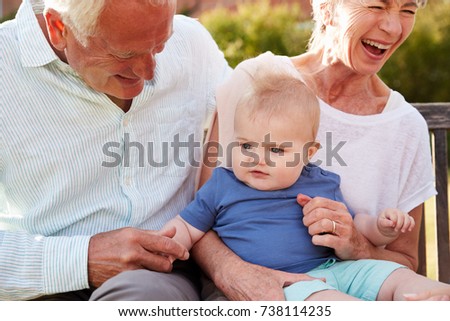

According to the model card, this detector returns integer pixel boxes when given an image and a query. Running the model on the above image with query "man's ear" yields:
[45,9,67,51]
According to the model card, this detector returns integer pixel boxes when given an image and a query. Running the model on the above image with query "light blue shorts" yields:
[284,259,405,301]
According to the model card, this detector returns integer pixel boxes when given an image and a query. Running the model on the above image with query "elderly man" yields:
[0,0,230,300]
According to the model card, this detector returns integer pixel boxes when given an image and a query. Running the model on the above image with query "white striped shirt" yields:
[0,0,231,300]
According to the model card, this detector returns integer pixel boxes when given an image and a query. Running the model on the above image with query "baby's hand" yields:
[377,208,415,238]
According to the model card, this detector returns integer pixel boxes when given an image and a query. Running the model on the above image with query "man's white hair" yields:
[43,0,176,46]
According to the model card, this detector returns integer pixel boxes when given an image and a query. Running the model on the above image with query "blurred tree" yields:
[0,10,16,23]
[380,0,450,160]
[200,0,312,67]
[380,0,450,103]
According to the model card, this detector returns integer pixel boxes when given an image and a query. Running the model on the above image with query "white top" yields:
[0,0,231,300]
[217,51,436,217]
[313,93,436,216]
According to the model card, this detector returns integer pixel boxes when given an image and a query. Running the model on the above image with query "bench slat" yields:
[434,129,449,283]
[413,103,450,283]
[414,103,450,129]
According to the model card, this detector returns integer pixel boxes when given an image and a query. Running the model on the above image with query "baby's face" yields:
[232,112,315,191]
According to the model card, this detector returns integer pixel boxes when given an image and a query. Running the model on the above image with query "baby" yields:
[162,63,448,301]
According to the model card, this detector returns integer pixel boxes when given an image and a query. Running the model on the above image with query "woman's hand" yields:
[298,194,423,270]
[297,194,372,260]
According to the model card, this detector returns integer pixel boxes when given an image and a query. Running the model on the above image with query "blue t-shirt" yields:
[180,164,351,273]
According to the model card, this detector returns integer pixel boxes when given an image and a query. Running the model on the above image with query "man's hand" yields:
[214,257,320,301]
[87,227,189,288]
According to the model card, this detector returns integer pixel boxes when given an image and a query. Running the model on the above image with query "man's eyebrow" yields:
[109,30,174,59]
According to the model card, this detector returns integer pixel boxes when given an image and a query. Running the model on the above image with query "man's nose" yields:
[131,53,156,80]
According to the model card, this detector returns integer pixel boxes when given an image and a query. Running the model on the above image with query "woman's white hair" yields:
[43,0,176,46]
[308,0,428,51]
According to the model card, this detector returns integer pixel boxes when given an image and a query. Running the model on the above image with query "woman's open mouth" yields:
[362,39,390,56]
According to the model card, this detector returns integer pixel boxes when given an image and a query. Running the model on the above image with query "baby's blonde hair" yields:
[236,66,320,142]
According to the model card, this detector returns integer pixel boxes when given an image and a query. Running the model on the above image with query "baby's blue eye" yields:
[270,147,284,154]
[242,143,252,150]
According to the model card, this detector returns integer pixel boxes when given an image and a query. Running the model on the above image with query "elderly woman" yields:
[192,0,437,300]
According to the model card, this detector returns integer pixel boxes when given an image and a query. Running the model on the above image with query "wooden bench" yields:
[413,103,450,283]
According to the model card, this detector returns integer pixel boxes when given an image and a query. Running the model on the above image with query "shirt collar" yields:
[16,0,59,67]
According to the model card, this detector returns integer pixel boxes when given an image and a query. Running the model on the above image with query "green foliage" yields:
[379,1,450,159]
[0,11,17,24]
[379,1,450,103]
[200,0,312,67]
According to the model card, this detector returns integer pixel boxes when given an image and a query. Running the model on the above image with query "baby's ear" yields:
[307,141,320,160]
[45,9,67,51]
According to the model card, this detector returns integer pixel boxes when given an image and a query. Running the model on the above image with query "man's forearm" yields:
[192,230,233,281]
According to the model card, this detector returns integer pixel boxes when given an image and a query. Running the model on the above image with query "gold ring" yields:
[331,220,336,234]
